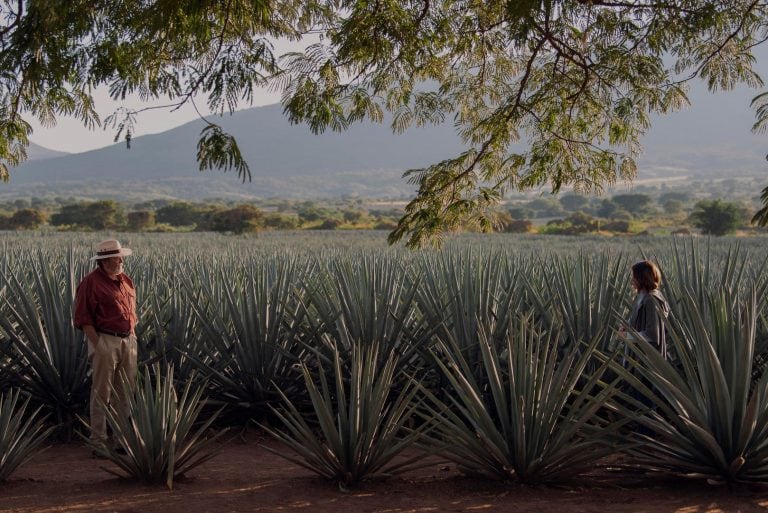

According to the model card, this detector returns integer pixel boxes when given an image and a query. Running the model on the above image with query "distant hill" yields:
[6,84,768,201]
[639,81,768,180]
[9,104,463,199]
[26,142,69,161]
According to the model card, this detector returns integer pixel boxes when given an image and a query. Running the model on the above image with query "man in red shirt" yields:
[73,239,137,453]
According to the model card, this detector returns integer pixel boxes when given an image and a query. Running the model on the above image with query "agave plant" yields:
[304,254,427,357]
[610,287,768,484]
[262,341,428,487]
[94,365,226,489]
[522,252,628,355]
[0,389,52,481]
[0,249,91,437]
[125,252,170,365]
[413,250,526,360]
[409,250,533,406]
[663,239,768,385]
[421,316,624,483]
[664,239,768,304]
[184,255,313,422]
[300,254,433,403]
[140,263,208,384]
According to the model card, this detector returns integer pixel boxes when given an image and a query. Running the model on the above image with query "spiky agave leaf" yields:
[93,365,226,490]
[608,287,768,483]
[303,254,427,358]
[421,316,624,483]
[0,389,53,481]
[140,262,208,383]
[262,341,428,487]
[184,255,313,421]
[0,249,91,438]
[301,253,434,403]
[663,238,768,312]
[522,251,628,356]
[412,250,527,369]
[663,238,768,386]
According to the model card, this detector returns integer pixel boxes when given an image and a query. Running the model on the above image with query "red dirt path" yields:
[1,432,767,513]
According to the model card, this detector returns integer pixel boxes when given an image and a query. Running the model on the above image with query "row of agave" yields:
[0,237,767,488]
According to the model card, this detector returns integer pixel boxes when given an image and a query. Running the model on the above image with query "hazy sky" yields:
[29,87,281,153]
[28,36,309,153]
[27,47,768,155]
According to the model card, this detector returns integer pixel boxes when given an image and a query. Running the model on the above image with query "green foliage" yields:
[49,201,125,230]
[527,197,565,218]
[373,218,398,230]
[659,192,691,204]
[690,199,746,236]
[540,212,599,235]
[596,199,620,219]
[48,205,82,228]
[263,342,426,487]
[297,203,340,224]
[0,389,52,481]
[607,289,768,484]
[1,0,287,180]
[663,199,686,215]
[290,1,762,246]
[602,220,631,233]
[210,204,263,234]
[752,185,768,227]
[155,202,204,227]
[501,218,532,233]
[341,208,367,224]
[262,213,300,230]
[559,194,589,212]
[0,251,91,438]
[421,318,622,483]
[126,210,156,231]
[3,208,48,230]
[95,365,226,490]
[612,194,654,216]
[184,257,311,421]
[197,124,250,181]
[2,1,766,245]
[506,206,531,220]
[316,218,341,230]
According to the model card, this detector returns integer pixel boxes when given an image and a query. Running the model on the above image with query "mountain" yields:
[639,81,768,179]
[9,104,463,199]
[26,142,69,161]
[7,83,768,201]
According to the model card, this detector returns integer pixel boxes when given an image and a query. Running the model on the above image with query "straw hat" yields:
[91,239,133,260]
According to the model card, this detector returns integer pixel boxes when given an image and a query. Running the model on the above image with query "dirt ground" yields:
[1,431,767,513]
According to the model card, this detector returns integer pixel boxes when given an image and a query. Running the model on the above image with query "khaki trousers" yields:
[87,333,138,443]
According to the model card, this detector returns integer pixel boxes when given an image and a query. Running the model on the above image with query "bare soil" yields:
[1,431,766,513]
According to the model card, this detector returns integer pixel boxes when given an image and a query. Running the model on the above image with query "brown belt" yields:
[98,329,131,338]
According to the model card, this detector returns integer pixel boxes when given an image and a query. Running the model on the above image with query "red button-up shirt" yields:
[73,267,137,334]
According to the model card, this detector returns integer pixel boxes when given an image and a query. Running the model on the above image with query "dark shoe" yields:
[91,449,108,459]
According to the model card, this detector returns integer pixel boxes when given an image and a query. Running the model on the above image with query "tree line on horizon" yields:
[0,192,760,237]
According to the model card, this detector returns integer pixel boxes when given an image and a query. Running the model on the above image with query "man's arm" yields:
[73,276,98,345]
[127,275,137,337]
[82,325,100,346]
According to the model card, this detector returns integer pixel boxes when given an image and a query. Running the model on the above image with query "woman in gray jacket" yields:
[619,260,671,357]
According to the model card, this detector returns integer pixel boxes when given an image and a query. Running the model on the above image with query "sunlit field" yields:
[1,230,767,489]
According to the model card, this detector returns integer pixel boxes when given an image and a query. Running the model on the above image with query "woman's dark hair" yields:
[632,260,661,292]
